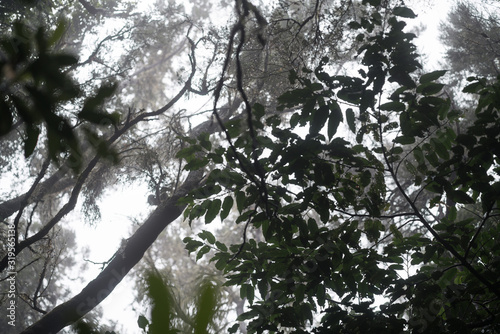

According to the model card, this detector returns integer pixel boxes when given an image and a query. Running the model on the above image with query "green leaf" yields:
[393,6,417,18]
[425,151,439,167]
[360,170,372,188]
[194,281,217,334]
[327,101,342,139]
[426,182,443,194]
[198,132,212,151]
[419,70,447,84]
[196,245,211,261]
[78,109,112,124]
[326,137,354,158]
[225,118,243,137]
[446,206,457,223]
[404,160,418,176]
[310,82,324,91]
[207,152,224,164]
[310,105,329,135]
[316,284,326,307]
[449,190,474,204]
[390,146,403,155]
[205,199,221,224]
[380,101,406,111]
[438,98,451,120]
[215,241,227,252]
[240,284,254,305]
[220,196,234,220]
[446,109,461,121]
[257,279,268,299]
[214,254,230,270]
[290,112,300,128]
[176,145,202,160]
[209,169,246,189]
[52,54,78,67]
[0,102,13,136]
[79,83,118,122]
[314,162,336,186]
[390,224,403,240]
[416,82,444,96]
[346,108,356,133]
[184,237,204,253]
[315,194,330,222]
[228,324,239,334]
[348,21,362,29]
[393,136,415,145]
[48,20,67,47]
[462,81,483,94]
[24,125,40,157]
[253,103,265,120]
[137,315,149,330]
[455,134,476,148]
[199,230,216,244]
[184,157,209,170]
[146,273,173,334]
[236,190,246,213]
[430,138,450,160]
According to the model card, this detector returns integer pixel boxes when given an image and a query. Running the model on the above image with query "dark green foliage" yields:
[181,2,500,333]
[138,272,219,334]
[0,21,119,172]
[147,273,176,334]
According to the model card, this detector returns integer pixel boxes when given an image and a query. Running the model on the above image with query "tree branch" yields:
[376,107,500,299]
[20,170,203,334]
[0,38,199,273]
[18,36,249,332]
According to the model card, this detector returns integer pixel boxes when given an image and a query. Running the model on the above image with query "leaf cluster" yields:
[137,272,219,334]
[0,21,119,172]
[181,2,500,333]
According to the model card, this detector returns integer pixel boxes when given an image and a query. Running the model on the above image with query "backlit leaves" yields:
[393,6,417,18]
[419,70,447,84]
[0,21,118,172]
[178,3,500,334]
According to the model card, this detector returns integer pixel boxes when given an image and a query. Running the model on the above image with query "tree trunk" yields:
[20,169,203,334]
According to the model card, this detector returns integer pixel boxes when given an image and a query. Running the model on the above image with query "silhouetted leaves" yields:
[179,2,500,332]
[0,21,118,172]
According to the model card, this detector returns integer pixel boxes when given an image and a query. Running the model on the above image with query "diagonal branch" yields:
[0,36,198,273]
[376,107,500,299]
[20,169,204,334]
[19,34,250,333]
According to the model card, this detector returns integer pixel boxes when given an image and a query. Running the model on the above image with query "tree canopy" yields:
[1,0,500,333]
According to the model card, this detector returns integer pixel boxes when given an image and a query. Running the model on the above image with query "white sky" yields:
[408,0,454,71]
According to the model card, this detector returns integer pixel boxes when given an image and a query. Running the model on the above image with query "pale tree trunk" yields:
[16,93,242,333]
[20,169,203,334]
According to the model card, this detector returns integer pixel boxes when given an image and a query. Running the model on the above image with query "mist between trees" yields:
[1,0,500,333]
